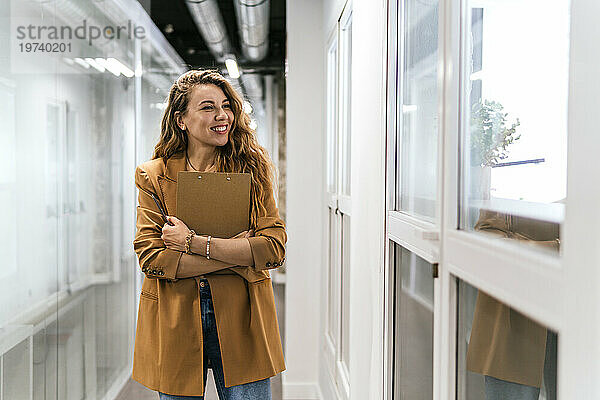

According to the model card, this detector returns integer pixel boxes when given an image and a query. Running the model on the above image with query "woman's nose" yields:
[215,107,228,120]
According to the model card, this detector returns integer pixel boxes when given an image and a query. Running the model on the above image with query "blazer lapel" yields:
[157,151,186,216]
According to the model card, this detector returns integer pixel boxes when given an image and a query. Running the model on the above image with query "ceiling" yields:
[138,0,286,75]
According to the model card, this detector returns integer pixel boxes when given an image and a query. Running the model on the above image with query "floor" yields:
[116,282,285,400]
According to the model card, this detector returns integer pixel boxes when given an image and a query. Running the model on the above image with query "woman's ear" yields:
[174,111,185,130]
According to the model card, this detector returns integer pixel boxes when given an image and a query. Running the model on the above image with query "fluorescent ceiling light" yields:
[74,58,90,69]
[85,57,105,72]
[225,58,240,79]
[107,57,134,78]
[95,58,120,77]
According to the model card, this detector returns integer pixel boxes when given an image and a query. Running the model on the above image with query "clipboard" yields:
[176,171,251,238]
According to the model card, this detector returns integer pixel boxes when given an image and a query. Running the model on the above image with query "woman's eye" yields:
[223,104,231,108]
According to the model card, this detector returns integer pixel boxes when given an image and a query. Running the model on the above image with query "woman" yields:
[132,69,286,399]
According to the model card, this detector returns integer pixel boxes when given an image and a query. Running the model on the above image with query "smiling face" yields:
[175,84,234,148]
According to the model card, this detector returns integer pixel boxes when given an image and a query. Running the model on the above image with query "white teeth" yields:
[211,126,227,132]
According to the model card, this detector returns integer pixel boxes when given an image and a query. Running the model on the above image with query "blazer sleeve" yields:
[247,185,287,271]
[133,165,239,282]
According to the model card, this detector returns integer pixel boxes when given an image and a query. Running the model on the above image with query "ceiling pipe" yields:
[184,0,266,119]
[233,0,270,62]
[185,0,233,63]
[241,73,263,101]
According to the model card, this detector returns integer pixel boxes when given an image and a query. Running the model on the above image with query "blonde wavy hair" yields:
[152,69,276,229]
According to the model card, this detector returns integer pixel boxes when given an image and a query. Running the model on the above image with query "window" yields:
[459,1,570,251]
[396,0,440,221]
[457,279,557,399]
[386,0,441,398]
[392,243,434,399]
[382,0,597,398]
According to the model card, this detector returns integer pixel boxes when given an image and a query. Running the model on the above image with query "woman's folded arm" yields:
[133,166,234,282]
[247,187,287,272]
[133,165,284,281]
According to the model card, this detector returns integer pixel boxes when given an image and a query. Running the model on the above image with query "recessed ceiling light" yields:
[187,48,196,55]
[164,24,174,34]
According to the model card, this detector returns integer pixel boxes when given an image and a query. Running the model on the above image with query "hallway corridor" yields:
[2,0,600,398]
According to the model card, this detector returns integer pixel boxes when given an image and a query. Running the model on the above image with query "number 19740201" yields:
[19,42,71,53]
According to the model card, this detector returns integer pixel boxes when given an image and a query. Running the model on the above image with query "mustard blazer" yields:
[131,150,286,396]
[466,210,558,388]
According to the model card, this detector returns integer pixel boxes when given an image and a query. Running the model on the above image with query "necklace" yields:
[186,150,215,172]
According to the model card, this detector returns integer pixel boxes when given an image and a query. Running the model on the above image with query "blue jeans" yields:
[158,279,272,400]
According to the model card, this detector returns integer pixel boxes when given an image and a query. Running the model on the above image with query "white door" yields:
[324,3,354,398]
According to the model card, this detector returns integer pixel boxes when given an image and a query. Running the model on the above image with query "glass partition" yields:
[460,0,571,250]
[0,0,183,398]
[140,50,181,160]
[396,0,440,220]
[457,279,557,400]
[392,243,434,399]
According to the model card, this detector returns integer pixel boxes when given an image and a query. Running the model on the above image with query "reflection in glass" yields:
[393,244,434,399]
[457,280,557,400]
[396,0,439,220]
[0,0,181,397]
[461,1,570,245]
[0,82,17,280]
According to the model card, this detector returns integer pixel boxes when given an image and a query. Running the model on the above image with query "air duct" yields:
[233,0,270,62]
[241,73,263,101]
[185,0,266,111]
[185,0,233,62]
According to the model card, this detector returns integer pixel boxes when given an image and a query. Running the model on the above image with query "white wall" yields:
[286,0,388,398]
[284,1,325,398]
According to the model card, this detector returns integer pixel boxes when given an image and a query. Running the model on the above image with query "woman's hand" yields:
[162,217,255,253]
[231,229,255,239]
[162,216,190,252]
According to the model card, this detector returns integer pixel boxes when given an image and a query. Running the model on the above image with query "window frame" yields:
[384,0,596,398]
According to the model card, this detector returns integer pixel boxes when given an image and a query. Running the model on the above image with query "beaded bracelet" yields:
[185,229,196,254]
[206,235,212,260]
